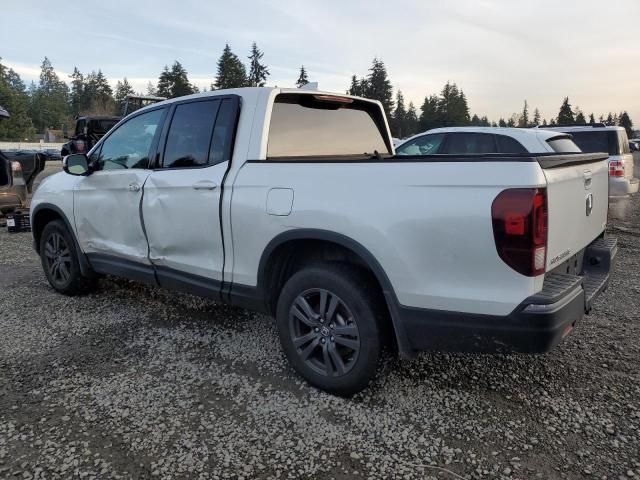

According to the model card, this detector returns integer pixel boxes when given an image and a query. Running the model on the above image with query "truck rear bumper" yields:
[396,236,617,355]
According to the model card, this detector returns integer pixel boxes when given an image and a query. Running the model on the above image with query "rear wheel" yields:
[40,220,96,295]
[276,264,384,396]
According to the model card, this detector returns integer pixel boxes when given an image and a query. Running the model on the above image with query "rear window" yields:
[547,136,581,153]
[88,119,119,135]
[496,135,528,154]
[567,131,622,155]
[267,94,390,158]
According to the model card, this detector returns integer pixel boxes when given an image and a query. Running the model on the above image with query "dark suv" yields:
[61,116,120,156]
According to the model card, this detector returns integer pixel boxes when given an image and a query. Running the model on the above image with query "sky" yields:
[1,0,639,123]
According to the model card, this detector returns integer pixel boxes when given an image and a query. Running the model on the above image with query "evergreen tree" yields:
[296,66,309,88]
[436,82,469,126]
[114,78,135,115]
[618,111,634,138]
[498,118,507,127]
[69,67,84,116]
[575,108,586,124]
[347,75,367,97]
[506,117,516,127]
[589,113,596,124]
[247,42,269,87]
[81,70,114,114]
[606,112,614,124]
[532,107,541,126]
[391,90,407,137]
[29,57,70,131]
[364,58,393,117]
[157,61,197,99]
[419,94,439,131]
[0,58,34,140]
[213,44,247,90]
[556,97,575,125]
[519,100,529,127]
[470,114,481,126]
[542,119,548,126]
[405,102,418,136]
[480,116,490,126]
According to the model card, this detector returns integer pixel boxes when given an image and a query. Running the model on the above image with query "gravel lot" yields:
[1,178,639,479]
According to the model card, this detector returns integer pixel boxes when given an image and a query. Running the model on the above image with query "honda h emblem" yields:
[586,193,593,216]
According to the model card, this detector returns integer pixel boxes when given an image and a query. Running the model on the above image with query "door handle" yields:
[128,183,141,192]
[192,181,217,190]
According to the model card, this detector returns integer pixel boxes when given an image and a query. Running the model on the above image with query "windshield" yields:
[267,94,390,158]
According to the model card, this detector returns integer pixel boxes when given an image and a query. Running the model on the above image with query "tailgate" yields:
[539,154,609,271]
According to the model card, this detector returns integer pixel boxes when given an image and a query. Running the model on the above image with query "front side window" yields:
[267,94,389,158]
[163,100,220,168]
[396,134,444,155]
[441,133,496,154]
[95,109,164,170]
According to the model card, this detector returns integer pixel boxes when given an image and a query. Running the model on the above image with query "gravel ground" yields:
[1,184,639,479]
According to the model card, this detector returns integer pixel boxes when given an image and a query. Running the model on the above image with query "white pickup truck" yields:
[31,87,617,395]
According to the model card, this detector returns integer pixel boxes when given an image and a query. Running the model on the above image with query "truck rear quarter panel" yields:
[230,160,547,316]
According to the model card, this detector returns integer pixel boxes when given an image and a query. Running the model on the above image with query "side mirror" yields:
[63,154,90,176]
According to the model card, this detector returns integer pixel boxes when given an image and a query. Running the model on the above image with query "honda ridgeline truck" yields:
[30,88,616,395]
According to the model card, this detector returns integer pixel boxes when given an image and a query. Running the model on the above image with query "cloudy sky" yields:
[2,0,639,123]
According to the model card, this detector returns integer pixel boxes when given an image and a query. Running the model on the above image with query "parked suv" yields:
[541,125,639,196]
[395,127,581,155]
[31,88,616,395]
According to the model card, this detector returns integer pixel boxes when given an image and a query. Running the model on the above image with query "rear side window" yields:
[441,133,496,154]
[267,94,390,158]
[546,136,581,153]
[496,135,528,154]
[568,131,618,155]
[396,133,444,155]
[163,100,220,168]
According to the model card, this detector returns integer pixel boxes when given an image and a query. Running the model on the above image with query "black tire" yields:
[39,219,97,295]
[276,264,385,396]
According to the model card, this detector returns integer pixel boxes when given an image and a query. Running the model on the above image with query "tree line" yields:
[0,47,635,141]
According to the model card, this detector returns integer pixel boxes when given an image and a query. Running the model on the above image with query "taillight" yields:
[492,188,548,277]
[609,160,624,177]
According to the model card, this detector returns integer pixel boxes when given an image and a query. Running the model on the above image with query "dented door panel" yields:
[74,169,152,263]
[141,163,227,280]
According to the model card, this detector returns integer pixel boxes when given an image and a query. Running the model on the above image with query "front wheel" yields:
[276,264,384,396]
[40,220,97,295]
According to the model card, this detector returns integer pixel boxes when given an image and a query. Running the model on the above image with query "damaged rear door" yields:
[141,95,240,297]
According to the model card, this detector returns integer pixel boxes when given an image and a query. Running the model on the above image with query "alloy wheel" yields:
[288,288,360,377]
[43,231,72,286]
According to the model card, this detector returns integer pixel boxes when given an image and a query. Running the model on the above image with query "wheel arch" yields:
[31,203,92,277]
[256,229,412,356]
